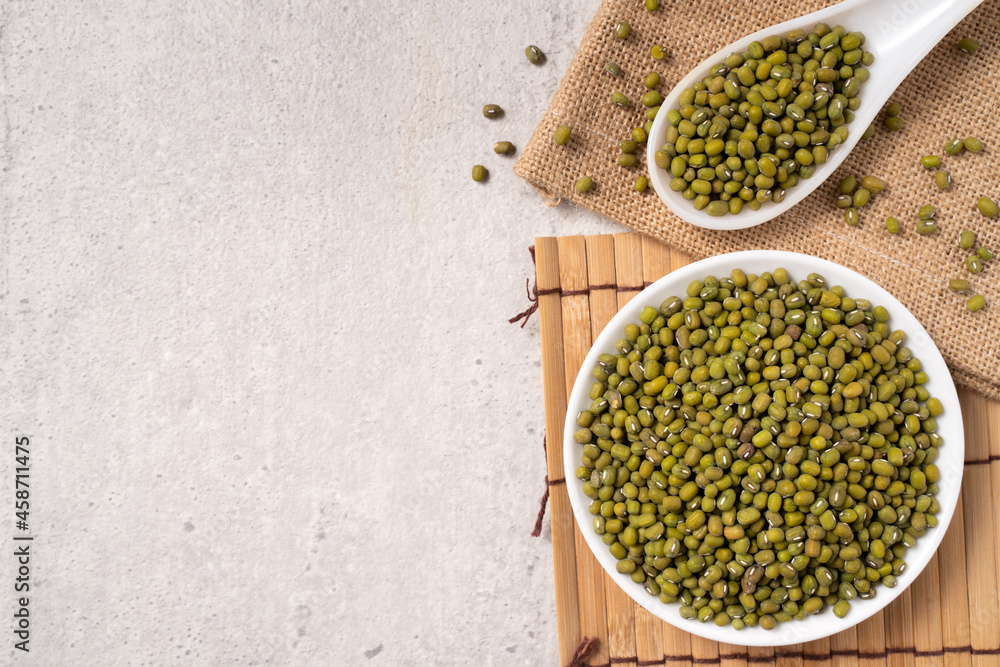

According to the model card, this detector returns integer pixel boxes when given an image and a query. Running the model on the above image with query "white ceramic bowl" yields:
[563,250,963,646]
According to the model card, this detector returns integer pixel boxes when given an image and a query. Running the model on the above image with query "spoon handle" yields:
[837,0,985,87]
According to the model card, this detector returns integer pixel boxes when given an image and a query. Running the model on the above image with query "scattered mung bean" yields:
[964,137,983,153]
[645,72,661,89]
[493,141,515,155]
[977,246,993,261]
[977,196,998,218]
[885,217,900,234]
[845,207,859,226]
[482,104,503,119]
[554,124,572,146]
[949,278,969,292]
[967,255,983,273]
[967,294,986,311]
[862,176,886,194]
[642,90,664,108]
[651,44,666,60]
[945,138,965,155]
[615,21,631,40]
[575,176,593,193]
[920,155,941,169]
[959,230,976,249]
[606,61,622,76]
[958,37,979,54]
[525,45,545,65]
[884,116,904,131]
[635,176,649,192]
[472,165,487,182]
[917,205,935,220]
[886,102,901,116]
[612,92,630,107]
[916,221,938,235]
[935,171,951,190]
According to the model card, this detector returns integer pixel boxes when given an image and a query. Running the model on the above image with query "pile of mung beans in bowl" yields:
[562,251,962,646]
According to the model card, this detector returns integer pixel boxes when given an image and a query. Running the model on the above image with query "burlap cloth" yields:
[515,0,1000,399]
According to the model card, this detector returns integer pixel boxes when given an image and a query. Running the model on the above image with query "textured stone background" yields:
[0,1,618,664]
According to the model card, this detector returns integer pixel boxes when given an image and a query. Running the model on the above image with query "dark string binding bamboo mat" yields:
[535,233,1000,667]
[515,0,1000,400]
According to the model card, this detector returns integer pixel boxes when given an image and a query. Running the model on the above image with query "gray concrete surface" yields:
[1,1,620,664]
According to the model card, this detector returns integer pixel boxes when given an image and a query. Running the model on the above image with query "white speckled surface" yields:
[1,1,620,664]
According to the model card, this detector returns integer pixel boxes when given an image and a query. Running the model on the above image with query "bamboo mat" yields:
[535,233,1000,667]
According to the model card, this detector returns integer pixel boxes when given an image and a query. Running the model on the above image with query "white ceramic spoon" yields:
[646,0,985,231]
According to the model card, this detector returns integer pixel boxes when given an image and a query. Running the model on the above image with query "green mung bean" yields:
[958,37,979,54]
[861,176,886,194]
[967,255,983,273]
[885,217,900,234]
[471,165,487,182]
[618,154,637,168]
[634,176,649,192]
[651,44,666,60]
[885,116,904,131]
[935,171,951,190]
[977,246,993,261]
[839,175,858,195]
[554,124,571,146]
[945,138,965,155]
[959,230,976,249]
[575,176,593,193]
[964,137,983,153]
[967,294,986,312]
[606,61,622,76]
[977,196,998,218]
[917,221,938,235]
[615,21,631,40]
[482,104,503,119]
[917,204,935,220]
[493,141,515,155]
[612,92,629,107]
[644,72,661,89]
[920,155,941,169]
[646,0,658,9]
[525,45,545,65]
[949,278,969,292]
[845,208,859,226]
[886,102,901,116]
[642,91,663,108]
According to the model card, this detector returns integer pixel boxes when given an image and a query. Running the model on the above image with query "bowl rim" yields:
[562,250,964,646]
